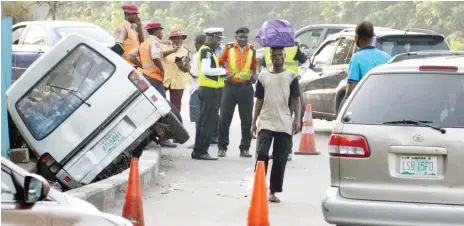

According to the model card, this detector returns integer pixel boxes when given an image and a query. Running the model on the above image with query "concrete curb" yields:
[65,142,161,211]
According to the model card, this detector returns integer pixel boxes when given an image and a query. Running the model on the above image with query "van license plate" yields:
[101,132,123,153]
[400,156,438,176]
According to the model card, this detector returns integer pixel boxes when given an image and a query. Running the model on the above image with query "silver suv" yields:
[322,54,464,226]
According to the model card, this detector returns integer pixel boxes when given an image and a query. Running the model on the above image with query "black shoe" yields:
[211,138,218,145]
[218,149,227,157]
[191,151,218,160]
[160,140,177,148]
[240,150,252,158]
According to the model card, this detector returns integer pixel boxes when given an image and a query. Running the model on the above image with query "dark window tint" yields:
[16,44,116,140]
[376,35,450,57]
[312,40,337,67]
[23,26,47,45]
[343,73,464,128]
[331,38,354,65]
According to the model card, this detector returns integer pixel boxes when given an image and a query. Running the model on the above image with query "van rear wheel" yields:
[163,112,190,144]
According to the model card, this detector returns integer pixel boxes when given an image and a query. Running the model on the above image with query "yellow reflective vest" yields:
[264,46,299,73]
[198,45,225,88]
[226,42,253,81]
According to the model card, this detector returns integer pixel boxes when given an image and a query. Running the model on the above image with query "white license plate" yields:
[400,155,438,176]
[101,132,123,153]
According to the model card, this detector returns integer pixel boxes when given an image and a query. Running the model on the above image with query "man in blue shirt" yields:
[345,21,391,99]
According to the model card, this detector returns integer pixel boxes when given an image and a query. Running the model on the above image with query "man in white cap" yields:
[191,27,233,160]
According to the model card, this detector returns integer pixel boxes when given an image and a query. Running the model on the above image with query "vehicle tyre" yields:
[163,112,190,144]
[167,101,183,124]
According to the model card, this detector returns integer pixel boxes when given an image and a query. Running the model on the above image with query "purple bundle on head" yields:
[254,19,295,48]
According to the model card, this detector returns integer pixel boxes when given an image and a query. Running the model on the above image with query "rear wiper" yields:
[382,119,446,134]
[48,84,91,107]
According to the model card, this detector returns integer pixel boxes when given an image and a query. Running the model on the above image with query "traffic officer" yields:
[128,22,177,148]
[111,4,144,66]
[192,27,233,160]
[262,44,309,161]
[216,27,258,158]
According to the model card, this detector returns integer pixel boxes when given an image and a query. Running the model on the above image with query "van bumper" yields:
[322,187,464,226]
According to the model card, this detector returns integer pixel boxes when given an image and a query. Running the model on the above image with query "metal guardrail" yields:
[388,51,464,63]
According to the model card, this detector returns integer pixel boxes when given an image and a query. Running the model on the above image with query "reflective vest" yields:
[264,46,299,73]
[121,21,140,67]
[140,36,162,81]
[226,43,254,81]
[198,45,225,88]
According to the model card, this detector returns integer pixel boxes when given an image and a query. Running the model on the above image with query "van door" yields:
[9,34,138,164]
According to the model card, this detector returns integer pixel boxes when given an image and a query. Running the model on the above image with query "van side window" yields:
[16,44,116,140]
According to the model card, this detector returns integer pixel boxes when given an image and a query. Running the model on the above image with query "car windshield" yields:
[55,26,114,44]
[16,44,115,140]
[376,36,449,56]
[343,73,464,128]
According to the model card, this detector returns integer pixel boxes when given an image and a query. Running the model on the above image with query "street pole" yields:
[1,15,12,159]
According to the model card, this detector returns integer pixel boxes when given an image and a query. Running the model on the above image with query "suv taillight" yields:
[328,134,370,158]
[129,71,149,92]
[39,153,62,174]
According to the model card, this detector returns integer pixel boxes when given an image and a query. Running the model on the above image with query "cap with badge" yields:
[144,22,163,30]
[204,27,225,39]
[121,5,139,14]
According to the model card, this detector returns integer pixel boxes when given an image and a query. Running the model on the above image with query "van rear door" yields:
[7,34,139,164]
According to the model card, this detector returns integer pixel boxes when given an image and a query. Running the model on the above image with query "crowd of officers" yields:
[110,4,316,201]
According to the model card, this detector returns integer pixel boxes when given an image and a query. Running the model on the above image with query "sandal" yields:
[268,194,281,203]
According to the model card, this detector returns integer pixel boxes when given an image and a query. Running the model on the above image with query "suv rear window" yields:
[16,44,116,140]
[376,35,449,56]
[343,73,464,128]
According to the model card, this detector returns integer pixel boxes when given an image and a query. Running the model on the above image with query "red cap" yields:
[145,22,163,30]
[169,28,187,40]
[122,5,139,14]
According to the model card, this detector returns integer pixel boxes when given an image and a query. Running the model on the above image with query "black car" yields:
[299,28,452,121]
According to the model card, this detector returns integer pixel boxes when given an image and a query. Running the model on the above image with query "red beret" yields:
[122,5,139,14]
[145,22,163,30]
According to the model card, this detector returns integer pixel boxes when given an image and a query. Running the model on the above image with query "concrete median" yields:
[65,142,161,212]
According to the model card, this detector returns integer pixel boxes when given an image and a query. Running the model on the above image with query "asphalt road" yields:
[109,92,335,226]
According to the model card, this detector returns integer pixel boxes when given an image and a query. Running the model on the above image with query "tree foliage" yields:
[39,1,463,49]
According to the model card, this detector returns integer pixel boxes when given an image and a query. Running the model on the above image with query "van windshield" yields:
[343,73,464,128]
[16,44,115,140]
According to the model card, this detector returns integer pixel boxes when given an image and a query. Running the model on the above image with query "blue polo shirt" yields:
[347,46,391,83]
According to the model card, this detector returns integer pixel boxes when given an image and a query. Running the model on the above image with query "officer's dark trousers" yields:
[193,86,222,155]
[218,82,254,151]
[255,129,292,193]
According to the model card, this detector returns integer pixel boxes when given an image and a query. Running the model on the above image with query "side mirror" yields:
[24,175,50,203]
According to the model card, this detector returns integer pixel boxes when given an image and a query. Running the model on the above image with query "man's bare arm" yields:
[252,99,263,126]
[293,96,301,134]
[345,82,357,99]
[129,55,142,68]
[153,59,165,77]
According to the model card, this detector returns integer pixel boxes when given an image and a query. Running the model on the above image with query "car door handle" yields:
[37,49,44,54]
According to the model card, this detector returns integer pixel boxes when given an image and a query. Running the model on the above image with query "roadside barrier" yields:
[295,104,320,155]
[122,158,145,226]
[247,161,270,226]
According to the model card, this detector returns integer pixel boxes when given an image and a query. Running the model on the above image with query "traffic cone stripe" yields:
[301,125,314,134]
[302,111,313,122]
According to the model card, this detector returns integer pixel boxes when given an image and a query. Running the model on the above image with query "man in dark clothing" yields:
[216,27,259,158]
[192,27,233,160]
[251,47,301,203]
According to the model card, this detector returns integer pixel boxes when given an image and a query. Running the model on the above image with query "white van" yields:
[7,33,189,190]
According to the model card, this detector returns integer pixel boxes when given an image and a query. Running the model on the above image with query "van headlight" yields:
[101,213,133,226]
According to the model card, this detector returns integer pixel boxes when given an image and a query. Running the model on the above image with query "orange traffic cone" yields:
[295,104,320,155]
[122,158,145,226]
[247,161,270,226]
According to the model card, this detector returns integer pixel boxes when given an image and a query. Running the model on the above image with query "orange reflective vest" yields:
[140,36,162,81]
[226,44,254,82]
[121,21,140,67]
